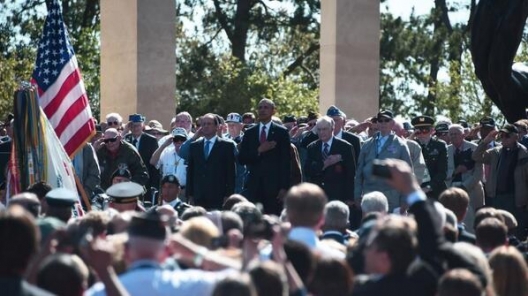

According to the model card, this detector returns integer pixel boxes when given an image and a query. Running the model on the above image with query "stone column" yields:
[320,0,380,121]
[100,0,176,128]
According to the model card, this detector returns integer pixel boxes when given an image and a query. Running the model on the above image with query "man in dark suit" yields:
[300,105,361,163]
[239,98,291,215]
[187,113,236,210]
[305,116,355,203]
[411,115,448,199]
[124,114,160,200]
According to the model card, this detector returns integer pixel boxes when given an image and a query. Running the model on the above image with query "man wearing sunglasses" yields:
[104,113,123,132]
[355,110,412,212]
[472,124,528,240]
[150,127,189,199]
[96,128,149,190]
[411,115,448,200]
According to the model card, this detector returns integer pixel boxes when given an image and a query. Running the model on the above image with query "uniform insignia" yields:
[429,149,439,156]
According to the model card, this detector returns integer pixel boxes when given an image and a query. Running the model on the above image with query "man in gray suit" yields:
[447,124,484,231]
[354,111,413,211]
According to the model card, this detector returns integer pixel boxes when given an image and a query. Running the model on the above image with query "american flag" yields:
[31,0,95,157]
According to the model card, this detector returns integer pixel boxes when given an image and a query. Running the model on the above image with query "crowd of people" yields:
[1,98,528,295]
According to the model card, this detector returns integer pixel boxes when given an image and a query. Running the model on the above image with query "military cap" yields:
[129,114,145,123]
[106,182,144,204]
[377,110,394,120]
[411,116,435,128]
[457,119,469,129]
[327,105,346,117]
[479,117,495,127]
[45,188,78,207]
[226,113,242,123]
[282,115,297,124]
[499,124,518,135]
[111,167,131,181]
[435,123,450,133]
[128,211,168,240]
[161,175,181,186]
[171,127,188,140]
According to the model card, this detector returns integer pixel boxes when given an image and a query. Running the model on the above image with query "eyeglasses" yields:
[103,137,118,143]
[377,118,391,123]
[436,132,448,137]
[107,121,119,126]
[173,137,185,143]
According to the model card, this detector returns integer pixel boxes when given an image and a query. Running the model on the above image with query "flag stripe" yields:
[46,75,85,131]
[55,94,88,137]
[60,104,94,144]
[43,67,81,119]
[63,120,95,156]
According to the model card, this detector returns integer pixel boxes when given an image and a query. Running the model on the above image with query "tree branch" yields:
[212,0,234,43]
[282,43,319,77]
[300,64,317,85]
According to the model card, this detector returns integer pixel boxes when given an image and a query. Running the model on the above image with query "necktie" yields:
[260,126,267,143]
[204,140,211,158]
[323,143,329,160]
[132,138,138,148]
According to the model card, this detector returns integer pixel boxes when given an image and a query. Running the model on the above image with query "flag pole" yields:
[74,173,92,211]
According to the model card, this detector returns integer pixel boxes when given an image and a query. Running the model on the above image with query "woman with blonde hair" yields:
[489,246,528,296]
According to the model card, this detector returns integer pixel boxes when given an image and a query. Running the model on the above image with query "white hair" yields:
[324,200,350,230]
[448,124,464,134]
[361,191,389,214]
[105,112,123,123]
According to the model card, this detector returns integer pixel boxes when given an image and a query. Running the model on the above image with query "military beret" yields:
[128,211,168,240]
[129,114,145,123]
[377,110,394,120]
[479,117,495,127]
[106,182,144,204]
[161,175,181,186]
[45,188,78,207]
[499,124,518,135]
[327,106,346,117]
[37,216,66,242]
[411,116,435,128]
[226,113,242,123]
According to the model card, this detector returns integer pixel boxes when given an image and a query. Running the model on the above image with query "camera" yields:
[372,159,392,179]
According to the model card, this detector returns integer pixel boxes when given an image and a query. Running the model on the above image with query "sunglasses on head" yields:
[377,118,391,123]
[103,136,118,143]
[107,121,119,126]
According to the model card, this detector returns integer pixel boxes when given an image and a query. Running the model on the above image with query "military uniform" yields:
[159,175,191,217]
[412,116,448,199]
[106,181,146,212]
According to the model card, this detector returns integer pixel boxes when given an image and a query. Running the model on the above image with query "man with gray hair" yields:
[360,191,389,216]
[305,116,355,204]
[321,200,352,245]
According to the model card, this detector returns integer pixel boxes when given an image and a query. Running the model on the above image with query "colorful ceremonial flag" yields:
[31,0,95,158]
